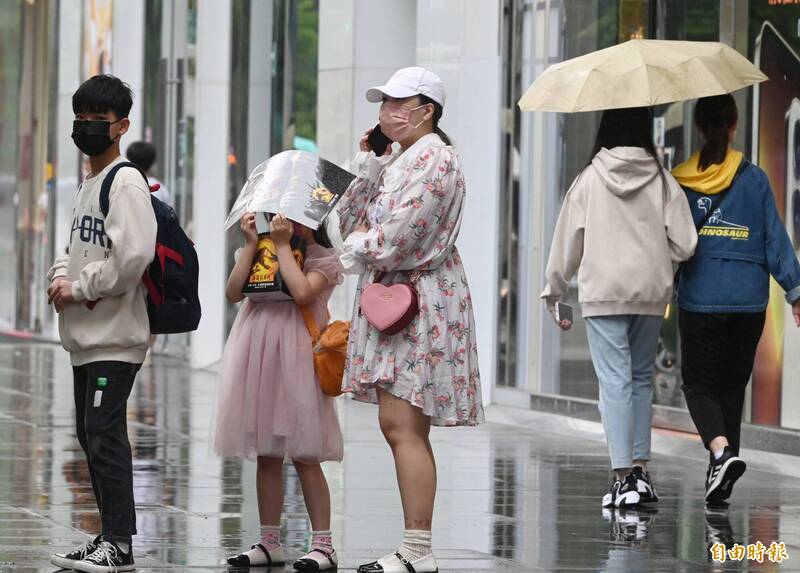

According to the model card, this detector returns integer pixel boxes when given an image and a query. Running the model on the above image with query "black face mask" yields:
[71,119,122,156]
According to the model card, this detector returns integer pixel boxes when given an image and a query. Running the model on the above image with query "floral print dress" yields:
[338,133,483,427]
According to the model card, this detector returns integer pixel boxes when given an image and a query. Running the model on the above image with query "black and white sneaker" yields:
[601,472,641,508]
[602,507,658,543]
[73,540,135,573]
[50,535,101,569]
[705,506,735,552]
[632,466,659,503]
[705,447,746,506]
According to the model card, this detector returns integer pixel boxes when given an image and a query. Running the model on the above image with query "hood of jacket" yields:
[591,146,662,198]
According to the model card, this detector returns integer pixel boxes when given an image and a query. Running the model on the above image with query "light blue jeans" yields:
[585,315,662,470]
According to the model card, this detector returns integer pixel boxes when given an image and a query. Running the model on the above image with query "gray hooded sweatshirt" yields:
[541,146,697,317]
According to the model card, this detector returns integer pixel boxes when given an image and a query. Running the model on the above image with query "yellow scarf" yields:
[672,149,744,195]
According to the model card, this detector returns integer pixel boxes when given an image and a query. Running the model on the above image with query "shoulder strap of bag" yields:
[299,305,321,344]
[99,161,150,217]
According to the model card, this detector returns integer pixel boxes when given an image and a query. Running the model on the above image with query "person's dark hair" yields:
[126,141,157,172]
[312,221,333,249]
[72,74,134,119]
[418,94,452,146]
[694,94,738,171]
[590,106,666,188]
[592,107,658,160]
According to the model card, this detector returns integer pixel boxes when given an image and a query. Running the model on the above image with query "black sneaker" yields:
[632,466,659,503]
[50,535,101,569]
[705,447,746,506]
[602,472,641,508]
[73,540,135,573]
[705,506,735,554]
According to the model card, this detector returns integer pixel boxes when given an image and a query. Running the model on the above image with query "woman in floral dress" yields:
[338,67,483,573]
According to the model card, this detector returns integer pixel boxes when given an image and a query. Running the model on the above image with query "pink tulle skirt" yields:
[212,298,343,462]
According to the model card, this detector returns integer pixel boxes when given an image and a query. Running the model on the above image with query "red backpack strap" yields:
[156,244,184,269]
[142,272,163,306]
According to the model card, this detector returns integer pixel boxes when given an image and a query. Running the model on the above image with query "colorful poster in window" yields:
[749,2,800,427]
[83,0,113,79]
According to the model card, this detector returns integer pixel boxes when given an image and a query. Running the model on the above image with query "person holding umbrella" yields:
[540,107,697,508]
[520,37,771,509]
[672,94,800,506]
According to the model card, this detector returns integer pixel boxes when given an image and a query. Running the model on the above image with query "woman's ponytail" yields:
[434,126,452,146]
[419,95,453,146]
[695,94,738,171]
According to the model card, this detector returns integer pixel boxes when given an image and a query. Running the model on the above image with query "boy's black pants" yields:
[73,361,140,544]
[679,309,766,455]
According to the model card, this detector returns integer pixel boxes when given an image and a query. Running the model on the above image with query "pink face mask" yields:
[379,101,427,142]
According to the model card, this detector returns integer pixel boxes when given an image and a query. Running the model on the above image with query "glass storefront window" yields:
[748,1,800,428]
[9,1,59,334]
[0,2,24,330]
[226,0,254,334]
[496,0,525,388]
[224,0,320,334]
[140,0,198,357]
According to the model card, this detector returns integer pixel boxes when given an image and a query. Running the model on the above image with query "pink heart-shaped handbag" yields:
[360,273,420,335]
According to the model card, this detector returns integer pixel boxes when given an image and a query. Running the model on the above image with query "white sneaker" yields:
[358,552,438,573]
[601,472,641,508]
[603,507,658,543]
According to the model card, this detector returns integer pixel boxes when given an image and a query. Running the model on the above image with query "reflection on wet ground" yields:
[1,343,799,571]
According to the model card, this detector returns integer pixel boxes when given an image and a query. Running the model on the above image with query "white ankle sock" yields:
[713,448,725,460]
[260,524,281,551]
[398,529,432,562]
[311,529,334,554]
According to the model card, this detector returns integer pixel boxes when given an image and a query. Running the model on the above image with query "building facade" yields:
[487,0,800,451]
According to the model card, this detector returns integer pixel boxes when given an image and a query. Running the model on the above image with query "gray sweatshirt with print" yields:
[541,146,698,318]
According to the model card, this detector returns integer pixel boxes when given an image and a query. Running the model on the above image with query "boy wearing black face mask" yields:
[46,75,156,573]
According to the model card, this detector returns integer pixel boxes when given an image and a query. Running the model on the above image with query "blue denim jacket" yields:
[677,161,800,313]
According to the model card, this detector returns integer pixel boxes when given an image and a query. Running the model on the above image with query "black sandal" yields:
[293,548,338,571]
[227,543,286,568]
[357,552,439,573]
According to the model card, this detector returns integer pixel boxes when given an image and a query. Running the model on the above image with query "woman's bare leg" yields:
[377,388,436,530]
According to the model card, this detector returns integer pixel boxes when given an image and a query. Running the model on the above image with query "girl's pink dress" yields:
[213,244,344,462]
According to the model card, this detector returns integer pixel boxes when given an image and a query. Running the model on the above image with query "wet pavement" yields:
[1,342,800,572]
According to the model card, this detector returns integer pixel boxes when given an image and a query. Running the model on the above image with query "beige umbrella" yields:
[518,39,767,113]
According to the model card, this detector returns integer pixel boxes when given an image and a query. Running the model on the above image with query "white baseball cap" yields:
[366,67,446,107]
